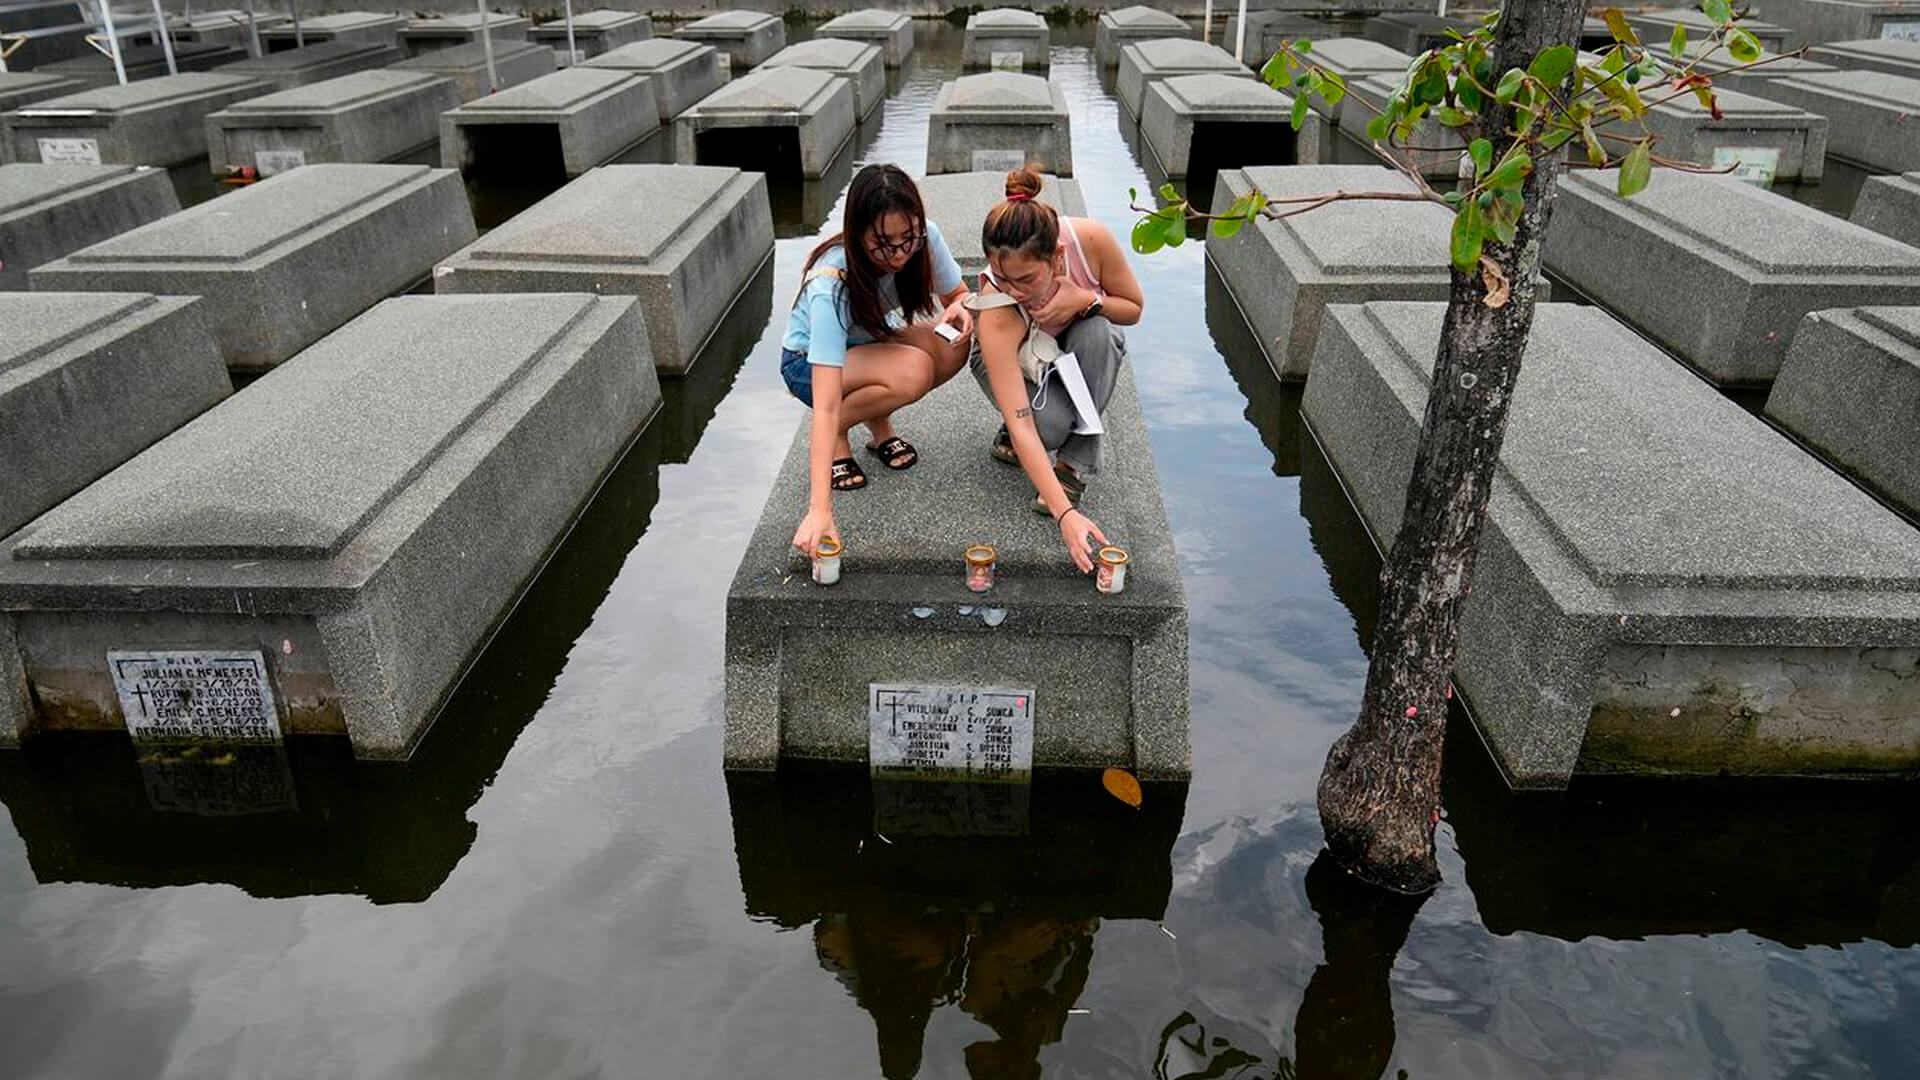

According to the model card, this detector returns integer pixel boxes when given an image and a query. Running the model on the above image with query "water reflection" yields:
[659,258,775,463]
[728,766,1187,1077]
[0,405,672,904]
[1207,261,1305,477]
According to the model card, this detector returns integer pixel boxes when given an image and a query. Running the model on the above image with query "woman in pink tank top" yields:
[968,165,1147,575]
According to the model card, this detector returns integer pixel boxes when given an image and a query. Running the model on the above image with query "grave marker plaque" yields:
[108,649,282,743]
[37,137,101,164]
[868,683,1034,782]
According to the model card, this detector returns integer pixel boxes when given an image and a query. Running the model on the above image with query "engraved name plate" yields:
[869,683,1034,782]
[109,649,283,743]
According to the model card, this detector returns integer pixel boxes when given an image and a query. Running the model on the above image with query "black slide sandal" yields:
[865,436,918,471]
[830,457,867,490]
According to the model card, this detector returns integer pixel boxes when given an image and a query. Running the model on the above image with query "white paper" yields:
[1051,350,1105,436]
[37,137,101,165]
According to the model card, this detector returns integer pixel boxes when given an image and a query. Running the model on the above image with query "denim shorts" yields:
[780,347,813,408]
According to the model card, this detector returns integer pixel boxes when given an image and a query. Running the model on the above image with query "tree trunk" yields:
[1316,0,1590,894]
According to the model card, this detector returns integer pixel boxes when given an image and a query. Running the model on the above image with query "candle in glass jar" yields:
[812,536,843,586]
[1096,545,1129,594]
[965,544,997,592]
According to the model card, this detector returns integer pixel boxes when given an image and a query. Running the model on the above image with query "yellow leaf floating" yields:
[1102,767,1143,809]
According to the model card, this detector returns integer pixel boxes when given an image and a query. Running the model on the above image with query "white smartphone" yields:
[934,321,963,343]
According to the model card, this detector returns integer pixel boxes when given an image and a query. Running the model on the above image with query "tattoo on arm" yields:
[1015,407,1033,419]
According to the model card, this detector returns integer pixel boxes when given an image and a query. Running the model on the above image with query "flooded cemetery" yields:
[4,4,1920,1077]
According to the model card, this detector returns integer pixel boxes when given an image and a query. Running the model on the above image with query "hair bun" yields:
[1003,164,1045,200]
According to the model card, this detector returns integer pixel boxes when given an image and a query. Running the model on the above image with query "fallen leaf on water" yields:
[1102,767,1143,809]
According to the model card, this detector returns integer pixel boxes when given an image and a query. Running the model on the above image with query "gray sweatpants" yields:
[969,315,1126,475]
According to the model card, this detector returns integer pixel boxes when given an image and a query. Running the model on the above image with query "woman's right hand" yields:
[1058,507,1107,574]
[793,508,839,561]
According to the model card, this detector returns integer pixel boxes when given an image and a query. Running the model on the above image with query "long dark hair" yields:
[983,164,1059,261]
[802,163,937,342]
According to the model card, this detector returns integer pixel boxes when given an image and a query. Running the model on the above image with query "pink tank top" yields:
[1037,217,1104,338]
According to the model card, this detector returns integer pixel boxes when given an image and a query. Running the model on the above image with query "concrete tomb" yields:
[1637,84,1828,184]
[1115,39,1249,122]
[0,163,179,289]
[31,164,478,373]
[1222,12,1324,67]
[919,170,1087,277]
[676,67,854,180]
[818,9,914,67]
[964,8,1050,72]
[215,40,404,91]
[1295,37,1410,123]
[261,11,404,51]
[1766,306,1920,520]
[583,39,728,123]
[1095,6,1193,68]
[1735,71,1920,178]
[676,10,787,72]
[1362,13,1474,54]
[398,13,530,57]
[1340,73,1464,178]
[1744,0,1920,47]
[1671,40,1836,93]
[1206,164,1459,380]
[0,292,663,760]
[0,73,88,119]
[761,39,886,119]
[2,74,267,171]
[434,164,774,375]
[1807,38,1920,78]
[0,293,229,539]
[529,11,653,62]
[204,70,460,178]
[724,371,1189,778]
[1628,8,1796,52]
[1140,73,1319,180]
[392,39,557,103]
[1544,169,1920,386]
[1302,300,1920,788]
[927,71,1073,177]
[39,42,248,89]
[441,67,660,180]
[165,10,287,47]
[1851,171,1920,249]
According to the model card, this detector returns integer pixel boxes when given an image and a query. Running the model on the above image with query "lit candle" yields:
[812,536,843,586]
[1096,545,1129,595]
[965,544,997,592]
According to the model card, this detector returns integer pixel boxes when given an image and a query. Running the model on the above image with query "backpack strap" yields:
[791,265,845,309]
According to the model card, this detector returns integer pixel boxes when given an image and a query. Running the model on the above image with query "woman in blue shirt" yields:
[783,164,973,559]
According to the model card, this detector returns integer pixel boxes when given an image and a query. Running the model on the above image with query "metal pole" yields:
[1233,0,1247,62]
[290,0,302,48]
[242,0,261,57]
[1201,0,1212,45]
[95,0,128,84]
[149,0,178,74]
[562,0,576,65]
[477,0,497,93]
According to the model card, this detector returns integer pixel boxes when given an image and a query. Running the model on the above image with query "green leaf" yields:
[1443,190,1464,206]
[1727,26,1762,62]
[1603,7,1641,45]
[1129,186,1138,204]
[1494,67,1527,104]
[1702,0,1733,24]
[1618,140,1652,196]
[1131,214,1165,254]
[1158,182,1179,204]
[1295,38,1311,53]
[1437,105,1472,127]
[1669,24,1688,59]
[1528,44,1576,86]
[1457,79,1483,112]
[1319,69,1347,106]
[1161,207,1188,248]
[1366,112,1392,140]
[1290,94,1310,131]
[1469,137,1492,177]
[1541,125,1578,149]
[1486,148,1533,189]
[1212,214,1245,238]
[1450,198,1485,273]
[1581,122,1607,166]
[1260,51,1288,90]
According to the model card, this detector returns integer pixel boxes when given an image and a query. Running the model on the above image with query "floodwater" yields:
[4,20,1918,1080]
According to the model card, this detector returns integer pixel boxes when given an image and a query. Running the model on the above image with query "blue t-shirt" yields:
[781,220,964,369]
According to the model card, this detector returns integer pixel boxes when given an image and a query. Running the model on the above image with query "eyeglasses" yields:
[867,230,926,260]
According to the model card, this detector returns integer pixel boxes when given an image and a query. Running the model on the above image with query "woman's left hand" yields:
[1031,281,1096,329]
[938,294,974,338]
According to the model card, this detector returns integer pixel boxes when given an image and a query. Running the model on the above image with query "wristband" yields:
[1054,505,1080,525]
